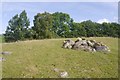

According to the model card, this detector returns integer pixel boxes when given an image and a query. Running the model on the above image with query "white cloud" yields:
[97,18,110,24]
[113,16,118,20]
[79,20,87,22]
[112,16,118,23]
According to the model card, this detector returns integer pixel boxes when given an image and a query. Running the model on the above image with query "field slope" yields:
[2,37,118,78]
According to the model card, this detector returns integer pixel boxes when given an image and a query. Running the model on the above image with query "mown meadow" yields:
[1,37,118,78]
[0,35,4,79]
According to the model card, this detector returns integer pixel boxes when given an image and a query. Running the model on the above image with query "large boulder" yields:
[87,40,95,47]
[94,45,110,52]
[72,40,82,50]
[62,39,75,49]
[72,40,90,51]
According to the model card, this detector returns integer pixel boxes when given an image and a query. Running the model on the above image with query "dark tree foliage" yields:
[33,12,54,39]
[4,10,30,42]
[52,12,73,38]
[81,20,98,37]
[70,22,86,37]
[4,11,120,42]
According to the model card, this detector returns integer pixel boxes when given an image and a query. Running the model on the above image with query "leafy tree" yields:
[101,22,113,37]
[4,14,19,42]
[81,20,97,37]
[52,12,73,38]
[4,10,30,42]
[19,10,30,39]
[33,12,54,39]
[70,22,86,37]
[110,23,120,37]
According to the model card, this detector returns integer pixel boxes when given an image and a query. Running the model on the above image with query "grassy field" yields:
[0,35,4,43]
[0,36,2,43]
[1,37,118,78]
[0,35,3,79]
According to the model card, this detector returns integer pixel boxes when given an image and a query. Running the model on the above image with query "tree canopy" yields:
[4,10,120,42]
[4,10,30,42]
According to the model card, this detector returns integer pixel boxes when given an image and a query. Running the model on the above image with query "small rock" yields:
[0,57,6,61]
[0,51,12,55]
[53,68,59,72]
[60,71,68,78]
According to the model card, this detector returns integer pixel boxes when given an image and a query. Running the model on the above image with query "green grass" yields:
[2,37,118,78]
[0,35,3,79]
[0,35,5,43]
[0,36,2,43]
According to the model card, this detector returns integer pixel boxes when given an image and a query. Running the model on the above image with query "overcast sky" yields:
[0,2,118,34]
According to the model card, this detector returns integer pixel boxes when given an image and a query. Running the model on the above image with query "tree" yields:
[70,22,86,37]
[52,12,73,38]
[101,22,113,37]
[109,23,120,37]
[19,10,30,39]
[81,20,98,37]
[33,12,54,39]
[4,10,30,42]
[4,14,19,42]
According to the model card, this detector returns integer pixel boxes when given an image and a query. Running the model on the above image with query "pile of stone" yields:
[62,37,110,52]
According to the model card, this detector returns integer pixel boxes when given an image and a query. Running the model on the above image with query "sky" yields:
[0,2,118,34]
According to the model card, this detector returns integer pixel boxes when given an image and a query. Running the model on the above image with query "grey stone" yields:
[60,71,68,78]
[62,39,74,49]
[0,51,12,55]
[95,46,110,52]
[0,57,6,61]
[53,68,59,72]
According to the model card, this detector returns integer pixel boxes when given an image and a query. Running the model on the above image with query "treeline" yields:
[4,10,120,42]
